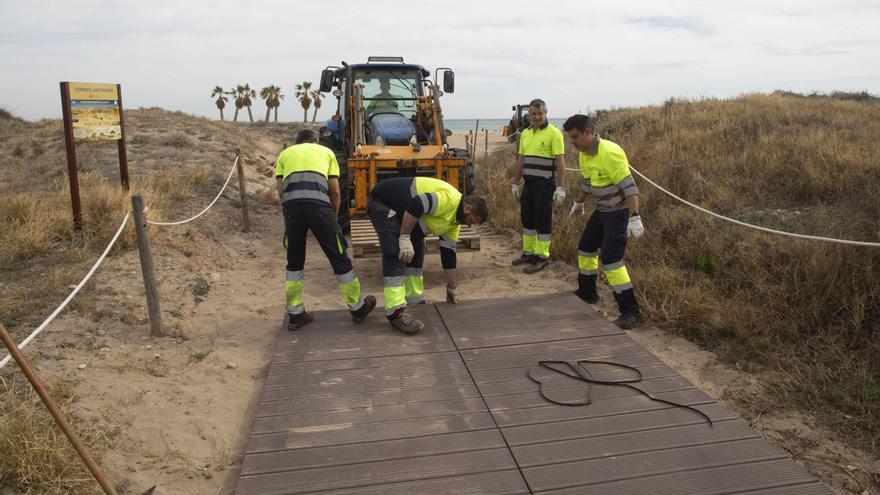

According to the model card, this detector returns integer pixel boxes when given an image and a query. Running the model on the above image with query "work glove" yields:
[511,183,522,201]
[553,186,567,205]
[398,234,415,263]
[569,201,585,216]
[627,214,645,239]
[446,285,459,304]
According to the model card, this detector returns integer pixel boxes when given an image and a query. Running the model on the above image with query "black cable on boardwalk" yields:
[527,360,713,427]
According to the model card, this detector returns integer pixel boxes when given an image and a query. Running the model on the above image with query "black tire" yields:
[448,148,476,195]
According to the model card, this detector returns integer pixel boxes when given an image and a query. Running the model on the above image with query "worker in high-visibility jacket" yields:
[276,129,376,330]
[368,177,489,334]
[510,98,567,274]
[563,114,644,329]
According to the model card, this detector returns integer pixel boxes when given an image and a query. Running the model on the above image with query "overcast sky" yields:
[1,0,878,122]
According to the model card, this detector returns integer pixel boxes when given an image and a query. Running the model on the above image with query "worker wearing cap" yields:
[276,129,376,330]
[563,114,644,329]
[368,177,489,334]
[510,99,567,273]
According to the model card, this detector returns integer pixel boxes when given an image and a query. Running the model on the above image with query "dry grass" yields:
[0,374,113,494]
[0,106,304,490]
[480,92,880,453]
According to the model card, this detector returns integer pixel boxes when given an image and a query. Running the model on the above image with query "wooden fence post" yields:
[235,148,251,233]
[485,129,489,158]
[130,195,163,337]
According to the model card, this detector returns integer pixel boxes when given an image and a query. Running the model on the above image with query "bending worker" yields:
[510,98,567,274]
[562,114,644,329]
[276,129,376,330]
[368,177,489,334]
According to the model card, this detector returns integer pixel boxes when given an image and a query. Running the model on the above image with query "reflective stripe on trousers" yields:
[578,250,599,275]
[337,270,365,311]
[522,228,537,255]
[602,261,633,293]
[404,267,424,304]
[534,233,551,260]
[383,276,407,315]
[285,270,305,315]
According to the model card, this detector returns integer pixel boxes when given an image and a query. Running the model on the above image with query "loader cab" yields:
[319,58,444,150]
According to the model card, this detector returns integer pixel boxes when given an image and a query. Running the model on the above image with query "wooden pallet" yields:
[349,219,481,258]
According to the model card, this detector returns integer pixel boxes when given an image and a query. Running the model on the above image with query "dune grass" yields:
[0,374,112,494]
[479,92,880,453]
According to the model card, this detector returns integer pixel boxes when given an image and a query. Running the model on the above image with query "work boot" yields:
[613,313,644,330]
[351,295,377,323]
[523,258,549,274]
[288,311,314,331]
[388,310,424,335]
[511,254,534,266]
[574,289,599,304]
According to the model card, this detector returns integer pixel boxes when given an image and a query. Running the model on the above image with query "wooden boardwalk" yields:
[235,293,830,495]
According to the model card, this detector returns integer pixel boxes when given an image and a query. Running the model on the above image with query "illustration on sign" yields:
[71,100,121,142]
[68,82,122,142]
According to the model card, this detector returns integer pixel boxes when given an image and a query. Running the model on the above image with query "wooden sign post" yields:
[60,81,130,229]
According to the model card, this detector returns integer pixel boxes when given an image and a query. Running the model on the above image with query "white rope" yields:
[147,156,239,226]
[565,165,880,247]
[1,212,131,369]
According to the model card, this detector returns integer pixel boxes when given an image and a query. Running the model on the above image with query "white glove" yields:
[511,183,522,201]
[398,234,415,263]
[569,201,585,216]
[446,286,459,304]
[553,186,567,205]
[627,215,644,239]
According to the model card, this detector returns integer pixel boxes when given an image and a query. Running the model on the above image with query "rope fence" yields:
[1,153,248,369]
[146,156,239,226]
[0,212,131,369]
[565,165,880,248]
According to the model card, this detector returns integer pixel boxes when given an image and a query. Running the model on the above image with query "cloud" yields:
[0,0,878,121]
[627,16,715,36]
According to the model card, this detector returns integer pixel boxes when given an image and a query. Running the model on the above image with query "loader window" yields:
[356,70,419,119]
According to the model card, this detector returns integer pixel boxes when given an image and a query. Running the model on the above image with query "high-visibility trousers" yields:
[520,177,554,260]
[576,208,640,316]
[367,198,427,316]
[283,201,365,315]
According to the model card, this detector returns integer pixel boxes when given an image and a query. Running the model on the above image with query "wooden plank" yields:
[512,419,760,467]
[312,470,530,495]
[348,219,481,258]
[502,403,739,447]
[536,460,830,495]
[237,449,520,495]
[241,429,508,476]
[245,408,499,454]
[251,397,489,434]
[256,383,482,418]
[524,438,789,491]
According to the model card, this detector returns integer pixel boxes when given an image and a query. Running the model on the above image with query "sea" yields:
[443,118,566,132]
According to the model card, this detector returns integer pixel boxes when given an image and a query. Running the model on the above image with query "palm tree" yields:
[310,89,323,122]
[260,85,284,122]
[211,86,227,121]
[295,82,312,123]
[273,87,284,122]
[242,83,256,123]
[230,85,244,122]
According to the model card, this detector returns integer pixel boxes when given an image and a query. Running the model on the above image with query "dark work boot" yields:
[511,254,535,266]
[613,288,640,316]
[388,309,424,335]
[288,311,314,331]
[351,295,377,323]
[523,258,549,274]
[574,289,599,304]
[614,313,644,329]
